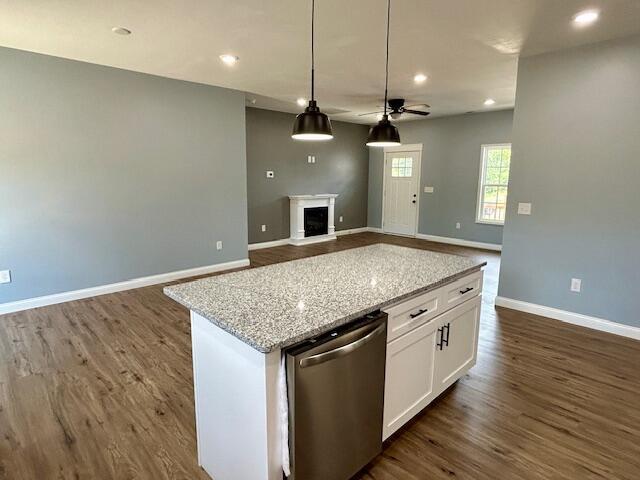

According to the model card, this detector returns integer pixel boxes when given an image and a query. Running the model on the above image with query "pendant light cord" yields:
[384,0,391,116]
[311,0,315,102]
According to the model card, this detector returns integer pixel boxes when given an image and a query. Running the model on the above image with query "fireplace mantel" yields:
[289,194,339,246]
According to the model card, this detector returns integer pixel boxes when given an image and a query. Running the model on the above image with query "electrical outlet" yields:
[456,222,461,229]
[339,216,343,223]
[216,241,223,251]
[261,224,267,232]
[424,186,434,193]
[0,270,11,284]
[266,170,275,178]
[518,202,532,215]
[307,155,317,164]
[570,278,582,293]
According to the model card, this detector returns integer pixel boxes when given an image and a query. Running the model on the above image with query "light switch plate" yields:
[339,216,343,222]
[424,186,434,193]
[266,170,275,178]
[216,241,223,251]
[570,278,582,293]
[518,202,532,215]
[0,270,10,284]
[261,224,267,232]
[456,222,461,229]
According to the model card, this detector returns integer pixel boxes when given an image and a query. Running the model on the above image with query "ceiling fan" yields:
[360,98,431,120]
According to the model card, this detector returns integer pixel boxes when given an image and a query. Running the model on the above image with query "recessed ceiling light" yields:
[414,73,428,84]
[573,10,599,25]
[111,27,131,35]
[297,98,307,107]
[219,54,239,66]
[484,98,496,106]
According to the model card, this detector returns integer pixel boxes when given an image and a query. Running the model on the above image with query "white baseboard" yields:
[247,239,290,251]
[0,258,250,316]
[494,296,640,341]
[335,227,369,236]
[415,233,502,252]
[367,227,384,233]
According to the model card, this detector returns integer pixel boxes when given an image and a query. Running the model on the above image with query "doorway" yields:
[382,145,422,236]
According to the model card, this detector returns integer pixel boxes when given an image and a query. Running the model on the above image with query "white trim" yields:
[494,296,640,341]
[0,258,250,316]
[248,239,290,251]
[367,227,384,233]
[381,146,422,237]
[476,143,511,226]
[415,233,502,251]
[335,227,369,236]
[288,233,337,246]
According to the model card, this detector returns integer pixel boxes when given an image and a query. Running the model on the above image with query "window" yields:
[391,157,413,177]
[476,144,511,224]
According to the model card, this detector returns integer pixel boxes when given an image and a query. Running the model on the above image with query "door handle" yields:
[459,287,474,295]
[436,326,444,350]
[409,308,428,318]
[443,323,450,347]
[299,321,386,368]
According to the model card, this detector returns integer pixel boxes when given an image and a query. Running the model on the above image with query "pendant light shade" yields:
[366,114,400,147]
[292,0,333,141]
[292,100,333,140]
[367,0,401,147]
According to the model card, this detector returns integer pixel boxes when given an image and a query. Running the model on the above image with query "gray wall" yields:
[499,35,640,328]
[368,110,513,245]
[0,47,248,304]
[246,107,370,243]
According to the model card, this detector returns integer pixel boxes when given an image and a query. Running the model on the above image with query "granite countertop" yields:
[164,243,485,353]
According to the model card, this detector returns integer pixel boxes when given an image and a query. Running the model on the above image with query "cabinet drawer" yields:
[443,271,483,310]
[384,288,441,342]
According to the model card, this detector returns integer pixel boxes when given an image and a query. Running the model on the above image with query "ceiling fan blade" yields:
[358,110,385,116]
[403,109,431,116]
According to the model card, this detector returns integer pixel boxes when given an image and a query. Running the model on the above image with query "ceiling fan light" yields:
[390,111,402,120]
[292,100,333,140]
[366,115,401,147]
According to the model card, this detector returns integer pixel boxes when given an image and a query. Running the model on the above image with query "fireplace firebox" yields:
[304,207,329,237]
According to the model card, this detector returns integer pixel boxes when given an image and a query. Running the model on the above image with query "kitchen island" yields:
[165,243,485,480]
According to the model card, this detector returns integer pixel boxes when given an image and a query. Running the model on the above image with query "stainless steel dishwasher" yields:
[286,311,387,480]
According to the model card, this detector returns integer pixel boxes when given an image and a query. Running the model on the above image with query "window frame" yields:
[475,143,511,226]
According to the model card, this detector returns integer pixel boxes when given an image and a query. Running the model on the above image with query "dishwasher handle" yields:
[299,321,386,368]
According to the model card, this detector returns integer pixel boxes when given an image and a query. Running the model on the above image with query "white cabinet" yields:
[383,316,439,439]
[382,271,482,440]
[384,287,442,342]
[433,296,481,392]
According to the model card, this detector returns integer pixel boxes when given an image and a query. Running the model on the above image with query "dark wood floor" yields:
[1,232,638,479]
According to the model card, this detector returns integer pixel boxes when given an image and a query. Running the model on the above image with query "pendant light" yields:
[292,0,333,141]
[366,0,401,147]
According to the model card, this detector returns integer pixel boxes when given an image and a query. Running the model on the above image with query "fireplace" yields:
[289,194,338,246]
[304,207,329,237]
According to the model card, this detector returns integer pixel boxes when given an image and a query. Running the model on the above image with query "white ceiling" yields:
[1,0,639,124]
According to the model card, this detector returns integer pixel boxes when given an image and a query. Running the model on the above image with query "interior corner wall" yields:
[498,34,640,328]
[367,110,514,245]
[0,47,248,304]
[245,107,370,244]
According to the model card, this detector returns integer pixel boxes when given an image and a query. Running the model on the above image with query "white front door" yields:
[383,150,420,236]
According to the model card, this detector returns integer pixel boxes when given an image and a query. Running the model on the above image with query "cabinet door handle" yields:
[443,323,450,347]
[436,326,444,350]
[459,287,474,295]
[409,308,428,318]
